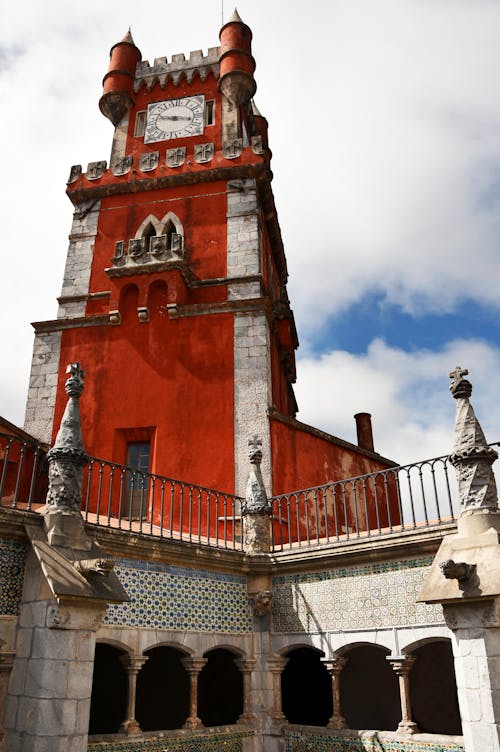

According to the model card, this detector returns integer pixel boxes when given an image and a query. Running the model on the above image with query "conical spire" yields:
[228,8,244,24]
[449,366,498,512]
[121,28,135,45]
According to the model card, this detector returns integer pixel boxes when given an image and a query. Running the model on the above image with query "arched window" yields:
[136,646,190,731]
[198,648,243,726]
[142,221,157,242]
[281,646,332,726]
[89,643,128,734]
[340,644,400,730]
[409,640,461,735]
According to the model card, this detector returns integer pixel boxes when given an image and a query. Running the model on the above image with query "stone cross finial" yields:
[449,366,472,400]
[249,435,262,465]
[65,362,85,397]
[448,366,498,512]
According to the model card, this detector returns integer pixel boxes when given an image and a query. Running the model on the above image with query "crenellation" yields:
[134,47,220,92]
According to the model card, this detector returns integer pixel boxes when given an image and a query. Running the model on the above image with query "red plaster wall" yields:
[53,311,235,494]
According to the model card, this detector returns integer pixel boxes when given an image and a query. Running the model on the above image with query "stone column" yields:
[0,650,15,750]
[267,656,288,723]
[444,601,500,752]
[182,657,206,730]
[120,655,148,736]
[387,655,419,735]
[322,655,348,730]
[237,658,257,724]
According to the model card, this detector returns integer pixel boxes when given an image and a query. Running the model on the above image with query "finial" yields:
[228,8,244,23]
[121,28,136,45]
[65,362,85,398]
[45,362,88,513]
[449,365,472,400]
[448,366,498,512]
[249,435,262,465]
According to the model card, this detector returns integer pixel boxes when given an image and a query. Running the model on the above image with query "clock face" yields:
[144,96,205,143]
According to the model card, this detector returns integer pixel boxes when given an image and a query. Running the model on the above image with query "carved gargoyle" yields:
[250,590,272,617]
[440,559,476,583]
[74,558,115,579]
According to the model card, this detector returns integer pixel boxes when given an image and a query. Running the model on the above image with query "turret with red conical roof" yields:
[218,9,256,106]
[99,29,142,126]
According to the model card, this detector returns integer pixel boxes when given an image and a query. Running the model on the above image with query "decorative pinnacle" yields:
[65,362,85,398]
[448,366,498,512]
[449,366,472,400]
[228,8,244,23]
[121,28,135,45]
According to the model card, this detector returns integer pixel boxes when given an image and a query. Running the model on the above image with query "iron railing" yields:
[2,431,499,553]
[270,444,500,551]
[0,432,243,550]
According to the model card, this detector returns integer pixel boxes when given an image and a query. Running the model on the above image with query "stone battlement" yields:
[135,47,220,90]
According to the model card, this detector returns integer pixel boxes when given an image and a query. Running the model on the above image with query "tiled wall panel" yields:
[0,539,26,615]
[104,558,253,633]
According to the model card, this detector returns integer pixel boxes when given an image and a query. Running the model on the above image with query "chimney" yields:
[354,412,374,452]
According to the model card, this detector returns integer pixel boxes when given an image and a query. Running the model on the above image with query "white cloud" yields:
[294,338,500,466]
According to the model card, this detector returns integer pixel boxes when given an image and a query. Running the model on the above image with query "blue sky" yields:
[1,0,500,469]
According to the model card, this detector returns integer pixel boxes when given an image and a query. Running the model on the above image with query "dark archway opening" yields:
[136,646,189,731]
[89,643,128,734]
[281,647,332,726]
[198,648,243,726]
[340,645,400,730]
[410,641,462,735]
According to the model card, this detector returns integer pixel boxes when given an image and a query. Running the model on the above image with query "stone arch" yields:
[198,647,244,726]
[138,637,195,656]
[136,644,190,731]
[406,638,462,735]
[134,214,162,239]
[281,645,332,726]
[89,642,128,735]
[339,642,400,731]
[159,211,183,236]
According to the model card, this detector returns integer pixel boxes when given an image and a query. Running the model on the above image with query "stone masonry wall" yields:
[23,330,62,444]
[226,178,272,497]
[57,198,101,319]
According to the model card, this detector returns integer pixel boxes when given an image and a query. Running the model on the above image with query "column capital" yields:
[236,658,257,672]
[267,655,288,673]
[322,655,348,674]
[181,656,207,674]
[121,654,148,674]
[387,654,416,676]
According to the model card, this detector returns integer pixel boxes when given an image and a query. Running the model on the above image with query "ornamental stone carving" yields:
[449,366,498,511]
[194,143,214,163]
[45,363,88,513]
[242,436,270,515]
[67,164,82,184]
[167,147,186,168]
[139,151,159,171]
[86,160,107,180]
[108,233,185,275]
[112,155,133,176]
[223,138,243,159]
[251,135,264,155]
[250,590,272,616]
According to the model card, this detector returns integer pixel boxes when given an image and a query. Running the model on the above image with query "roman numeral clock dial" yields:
[144,95,205,143]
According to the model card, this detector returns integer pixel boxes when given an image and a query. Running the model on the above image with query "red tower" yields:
[24,13,393,510]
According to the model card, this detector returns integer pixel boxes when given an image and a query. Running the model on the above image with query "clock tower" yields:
[24,10,392,502]
[25,11,297,497]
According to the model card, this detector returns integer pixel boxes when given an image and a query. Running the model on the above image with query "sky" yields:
[1,0,500,468]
